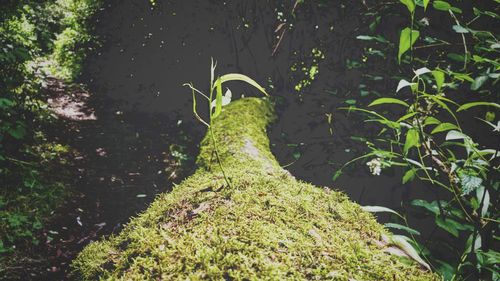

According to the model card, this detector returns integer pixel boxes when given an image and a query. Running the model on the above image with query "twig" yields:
[413,42,452,49]
[449,10,468,70]
[6,156,36,166]
[272,27,287,57]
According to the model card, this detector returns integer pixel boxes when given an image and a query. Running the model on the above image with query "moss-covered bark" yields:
[71,98,437,280]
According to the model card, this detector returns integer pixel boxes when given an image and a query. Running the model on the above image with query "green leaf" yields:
[361,206,403,218]
[436,260,455,280]
[368,98,409,107]
[485,111,496,122]
[185,83,209,127]
[431,122,459,134]
[0,98,15,109]
[429,96,457,121]
[397,112,419,122]
[446,130,468,140]
[210,58,216,86]
[385,223,421,235]
[332,170,343,181]
[412,199,439,215]
[465,233,482,254]
[431,70,445,92]
[399,0,415,13]
[404,128,420,154]
[477,250,500,267]
[8,125,26,140]
[470,76,488,91]
[396,79,415,92]
[447,53,466,62]
[435,217,462,237]
[423,0,430,10]
[344,99,357,105]
[339,107,390,123]
[476,186,490,217]
[414,67,431,76]
[356,35,375,41]
[424,116,441,126]
[457,102,500,111]
[433,1,451,11]
[390,235,431,270]
[217,73,268,96]
[368,118,401,129]
[356,35,389,43]
[459,173,483,195]
[213,78,223,119]
[450,71,474,82]
[398,28,420,64]
[402,169,416,184]
[452,24,469,33]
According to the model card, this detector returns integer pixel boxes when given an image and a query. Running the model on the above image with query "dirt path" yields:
[21,78,197,280]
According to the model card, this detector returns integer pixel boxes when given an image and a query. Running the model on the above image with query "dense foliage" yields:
[334,0,499,279]
[0,0,101,258]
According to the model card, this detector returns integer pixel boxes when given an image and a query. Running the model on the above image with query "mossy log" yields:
[72,98,437,280]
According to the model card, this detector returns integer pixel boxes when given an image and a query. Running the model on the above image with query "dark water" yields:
[30,0,498,279]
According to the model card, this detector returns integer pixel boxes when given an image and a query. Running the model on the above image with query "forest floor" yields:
[5,78,197,280]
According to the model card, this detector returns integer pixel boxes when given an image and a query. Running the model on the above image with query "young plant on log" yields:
[183,59,268,188]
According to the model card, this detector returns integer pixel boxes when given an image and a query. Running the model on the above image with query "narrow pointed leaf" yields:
[402,169,416,184]
[398,28,420,64]
[404,129,420,154]
[397,112,419,122]
[210,58,216,86]
[457,102,500,111]
[222,88,232,106]
[213,78,223,119]
[431,122,459,134]
[414,67,431,76]
[433,1,452,11]
[217,73,269,96]
[399,0,415,13]
[385,223,421,235]
[431,70,445,91]
[390,235,431,270]
[369,98,409,107]
[191,89,209,127]
[396,79,414,92]
[423,0,430,10]
[362,206,403,218]
[424,116,441,126]
[446,130,468,140]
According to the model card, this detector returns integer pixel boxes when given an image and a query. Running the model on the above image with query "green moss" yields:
[72,98,437,280]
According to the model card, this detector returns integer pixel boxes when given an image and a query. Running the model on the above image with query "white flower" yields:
[419,17,430,26]
[366,158,382,176]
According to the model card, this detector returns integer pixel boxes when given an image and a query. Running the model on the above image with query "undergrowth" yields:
[333,0,499,279]
[0,0,103,273]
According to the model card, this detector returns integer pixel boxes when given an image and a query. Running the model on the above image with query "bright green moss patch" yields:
[72,98,437,280]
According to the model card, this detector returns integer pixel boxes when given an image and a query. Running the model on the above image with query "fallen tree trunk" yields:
[72,98,436,280]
